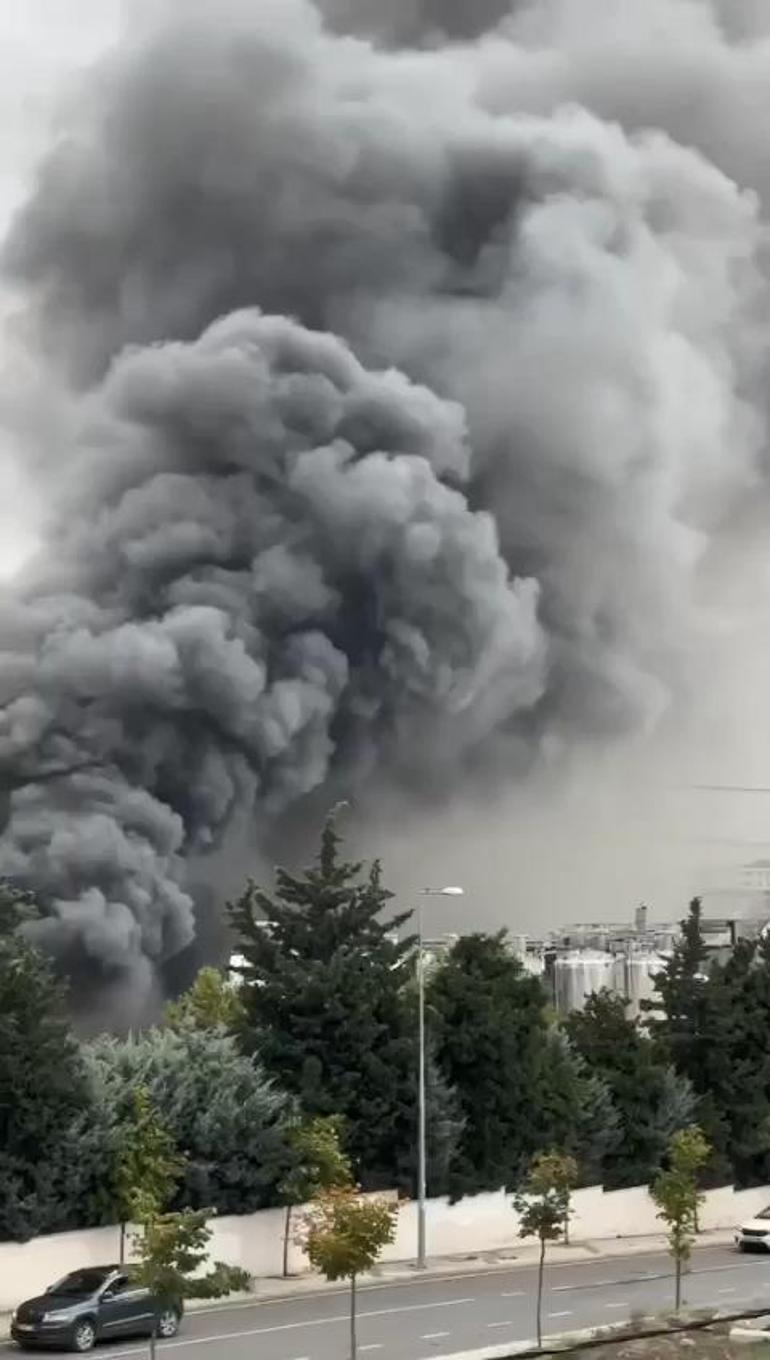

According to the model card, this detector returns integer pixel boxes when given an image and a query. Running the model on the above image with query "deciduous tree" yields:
[650,1125,711,1309]
[130,1206,250,1360]
[513,1152,577,1347]
[113,1087,184,1262]
[301,1189,399,1360]
[278,1115,352,1277]
[164,967,244,1033]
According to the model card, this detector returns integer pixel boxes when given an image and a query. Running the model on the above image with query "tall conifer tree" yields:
[230,813,458,1192]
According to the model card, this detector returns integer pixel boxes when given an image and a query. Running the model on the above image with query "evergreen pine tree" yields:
[428,932,555,1196]
[565,990,696,1188]
[714,935,770,1184]
[645,899,731,1180]
[0,883,111,1240]
[537,1027,622,1186]
[230,814,452,1193]
[646,900,710,1071]
[650,908,770,1186]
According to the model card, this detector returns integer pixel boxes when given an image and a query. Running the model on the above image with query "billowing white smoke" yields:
[0,0,767,1000]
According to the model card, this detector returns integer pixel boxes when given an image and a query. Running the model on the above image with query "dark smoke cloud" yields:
[317,0,517,45]
[0,0,768,999]
[0,309,543,992]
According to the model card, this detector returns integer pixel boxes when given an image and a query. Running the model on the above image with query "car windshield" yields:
[48,1269,114,1296]
[756,1207,770,1221]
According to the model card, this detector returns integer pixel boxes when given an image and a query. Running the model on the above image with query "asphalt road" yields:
[4,1245,770,1360]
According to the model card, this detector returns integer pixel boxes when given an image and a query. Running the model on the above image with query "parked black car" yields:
[11,1266,182,1352]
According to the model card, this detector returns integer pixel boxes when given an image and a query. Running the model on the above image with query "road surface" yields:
[4,1244,769,1360]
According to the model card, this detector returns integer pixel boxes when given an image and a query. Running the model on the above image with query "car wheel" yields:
[70,1319,97,1352]
[156,1309,180,1340]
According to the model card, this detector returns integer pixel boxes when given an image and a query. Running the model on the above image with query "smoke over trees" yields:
[0,0,769,1006]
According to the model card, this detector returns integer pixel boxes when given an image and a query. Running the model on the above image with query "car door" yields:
[98,1274,155,1338]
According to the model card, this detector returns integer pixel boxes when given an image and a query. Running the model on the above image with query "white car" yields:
[736,1206,770,1251]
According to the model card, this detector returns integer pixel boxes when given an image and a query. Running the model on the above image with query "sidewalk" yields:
[0,1228,737,1339]
[219,1226,736,1303]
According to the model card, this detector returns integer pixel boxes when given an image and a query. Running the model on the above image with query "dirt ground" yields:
[571,1325,770,1360]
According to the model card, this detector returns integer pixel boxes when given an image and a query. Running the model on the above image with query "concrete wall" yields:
[2,1181,769,1312]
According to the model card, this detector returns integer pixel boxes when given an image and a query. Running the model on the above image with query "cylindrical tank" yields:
[520,951,545,979]
[553,951,614,1014]
[613,952,666,1019]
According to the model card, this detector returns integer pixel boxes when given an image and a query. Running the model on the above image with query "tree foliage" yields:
[278,1115,353,1276]
[429,933,618,1195]
[131,1206,251,1302]
[513,1151,577,1347]
[113,1087,184,1259]
[566,990,696,1188]
[130,1206,250,1359]
[230,813,454,1193]
[650,1126,711,1309]
[86,1025,294,1215]
[301,1188,399,1360]
[646,900,732,1184]
[301,1187,399,1282]
[280,1116,352,1203]
[0,884,112,1241]
[536,1027,622,1187]
[114,1088,183,1218]
[428,933,549,1195]
[651,910,770,1187]
[164,967,244,1033]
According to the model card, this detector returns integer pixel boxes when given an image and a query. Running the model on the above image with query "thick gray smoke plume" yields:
[317,0,518,44]
[0,309,543,993]
[1,0,769,1001]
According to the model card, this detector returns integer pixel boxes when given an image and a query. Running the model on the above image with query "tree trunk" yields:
[282,1204,292,1278]
[350,1274,357,1360]
[149,1321,157,1360]
[119,1222,126,1266]
[536,1236,546,1349]
[675,1254,682,1312]
[563,1212,569,1246]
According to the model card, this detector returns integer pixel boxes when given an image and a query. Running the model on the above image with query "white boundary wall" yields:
[1,1182,769,1312]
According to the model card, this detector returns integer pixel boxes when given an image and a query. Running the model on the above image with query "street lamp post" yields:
[416,885,464,1270]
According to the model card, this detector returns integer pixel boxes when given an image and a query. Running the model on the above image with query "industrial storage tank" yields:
[613,951,666,1019]
[509,935,546,978]
[553,951,614,1015]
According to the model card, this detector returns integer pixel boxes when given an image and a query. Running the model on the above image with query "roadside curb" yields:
[430,1308,770,1360]
[188,1228,736,1309]
[730,1328,770,1346]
